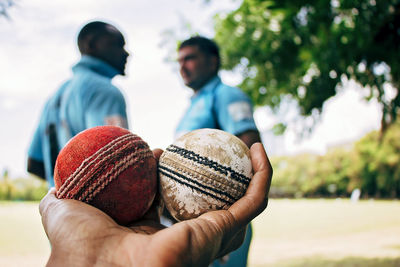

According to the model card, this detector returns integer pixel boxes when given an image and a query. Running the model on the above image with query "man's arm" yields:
[27,157,45,180]
[237,130,261,148]
[214,86,261,148]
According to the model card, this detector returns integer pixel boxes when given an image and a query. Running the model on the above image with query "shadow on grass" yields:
[254,256,400,267]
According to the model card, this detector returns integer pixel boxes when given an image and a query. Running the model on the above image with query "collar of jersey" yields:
[191,75,221,99]
[72,55,120,79]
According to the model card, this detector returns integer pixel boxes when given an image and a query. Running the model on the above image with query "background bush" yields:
[0,172,47,201]
[271,121,400,199]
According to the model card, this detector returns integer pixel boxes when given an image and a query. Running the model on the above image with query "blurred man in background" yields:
[173,36,262,267]
[27,21,130,187]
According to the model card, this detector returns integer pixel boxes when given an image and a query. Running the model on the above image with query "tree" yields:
[213,0,400,134]
[351,120,400,197]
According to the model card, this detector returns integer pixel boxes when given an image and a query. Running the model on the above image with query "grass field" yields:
[0,201,49,267]
[0,199,399,267]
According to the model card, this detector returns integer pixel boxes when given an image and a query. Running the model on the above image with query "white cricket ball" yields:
[158,128,252,221]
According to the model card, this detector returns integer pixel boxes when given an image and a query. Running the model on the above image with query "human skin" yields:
[178,45,218,91]
[39,143,272,267]
[87,25,130,75]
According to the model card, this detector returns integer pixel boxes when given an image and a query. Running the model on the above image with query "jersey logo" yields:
[228,101,253,121]
[105,115,128,128]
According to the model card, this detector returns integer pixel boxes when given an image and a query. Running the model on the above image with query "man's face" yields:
[92,26,129,75]
[178,45,217,91]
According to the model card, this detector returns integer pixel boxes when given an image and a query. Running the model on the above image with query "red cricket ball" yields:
[54,126,157,225]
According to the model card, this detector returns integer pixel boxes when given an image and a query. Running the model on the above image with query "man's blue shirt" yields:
[176,76,258,138]
[28,56,128,186]
[59,56,128,142]
[27,83,69,187]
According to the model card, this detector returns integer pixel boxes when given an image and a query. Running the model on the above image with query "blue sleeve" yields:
[85,87,128,129]
[28,124,44,161]
[214,85,258,135]
[28,102,50,162]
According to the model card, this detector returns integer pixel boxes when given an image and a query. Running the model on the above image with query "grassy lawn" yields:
[0,201,49,267]
[0,199,399,266]
[249,198,400,267]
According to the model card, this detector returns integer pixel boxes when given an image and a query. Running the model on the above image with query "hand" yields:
[39,143,272,267]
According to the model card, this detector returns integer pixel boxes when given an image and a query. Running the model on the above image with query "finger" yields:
[39,187,66,240]
[228,143,273,225]
[39,187,57,218]
[249,142,273,195]
[152,148,164,161]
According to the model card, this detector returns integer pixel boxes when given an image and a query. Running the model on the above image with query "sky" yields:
[0,0,381,178]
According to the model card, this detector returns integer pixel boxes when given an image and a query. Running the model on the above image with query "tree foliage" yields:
[270,121,400,198]
[0,173,48,201]
[214,0,400,132]
[351,120,400,197]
